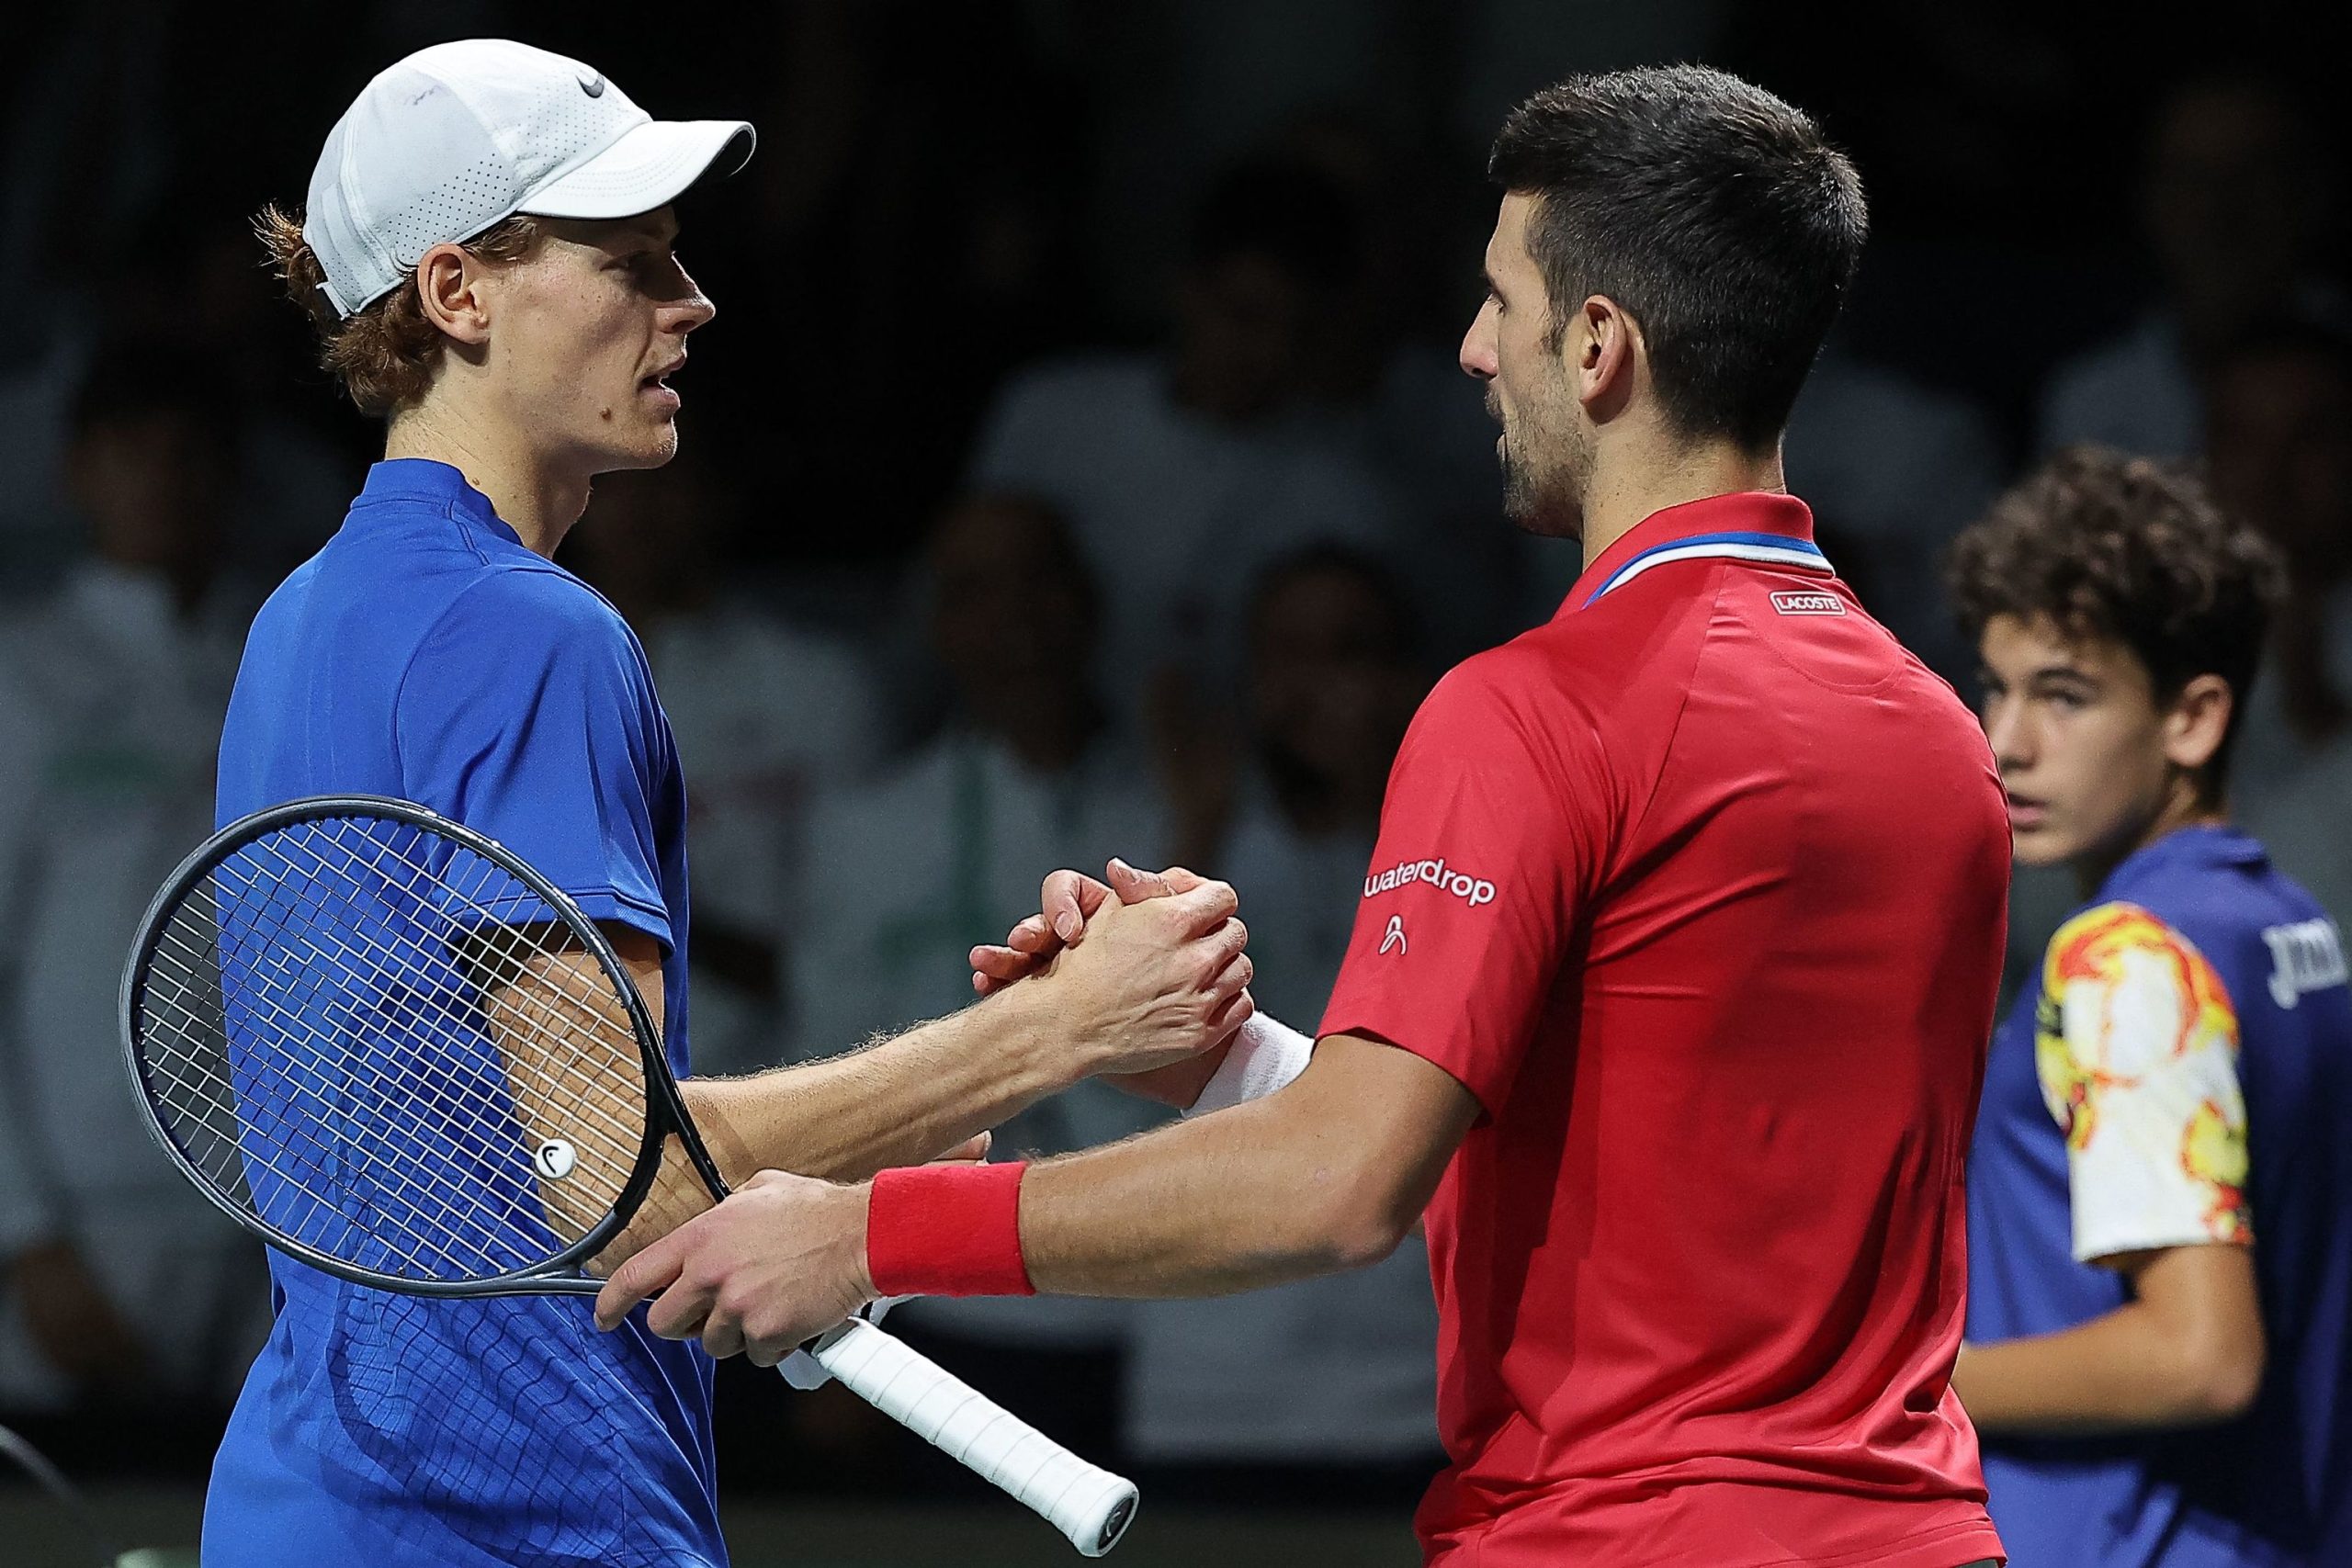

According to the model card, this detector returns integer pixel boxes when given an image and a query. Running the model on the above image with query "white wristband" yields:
[1183,1011,1314,1117]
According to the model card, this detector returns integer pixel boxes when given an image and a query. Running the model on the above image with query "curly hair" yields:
[253,202,546,417]
[1948,445,2286,792]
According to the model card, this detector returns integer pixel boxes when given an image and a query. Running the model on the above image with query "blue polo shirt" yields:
[1968,825,2352,1568]
[204,459,718,1567]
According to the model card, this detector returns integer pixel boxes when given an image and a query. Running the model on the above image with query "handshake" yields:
[964,859,1256,1110]
[593,858,1306,1368]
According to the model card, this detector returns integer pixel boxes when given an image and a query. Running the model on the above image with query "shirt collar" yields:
[2100,823,2271,899]
[1562,491,1825,615]
[351,458,522,546]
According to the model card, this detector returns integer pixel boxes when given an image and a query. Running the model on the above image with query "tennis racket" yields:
[119,795,1137,1557]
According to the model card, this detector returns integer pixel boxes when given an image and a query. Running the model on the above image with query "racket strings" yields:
[209,829,651,1158]
[145,902,628,1278]
[133,813,657,1285]
[141,829,552,1278]
[170,820,647,1270]
[150,844,600,1197]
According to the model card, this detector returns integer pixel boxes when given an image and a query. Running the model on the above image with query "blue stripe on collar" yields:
[1583,530,1831,607]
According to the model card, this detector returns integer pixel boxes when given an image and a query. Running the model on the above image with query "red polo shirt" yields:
[1320,491,2009,1568]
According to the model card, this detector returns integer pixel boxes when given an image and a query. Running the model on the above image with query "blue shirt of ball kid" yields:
[205,457,717,1568]
[1966,824,2352,1568]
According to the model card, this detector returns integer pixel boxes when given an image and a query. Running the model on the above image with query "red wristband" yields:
[866,1160,1035,1298]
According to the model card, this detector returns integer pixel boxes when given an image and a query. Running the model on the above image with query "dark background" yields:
[6,1,2343,569]
[0,2,2345,1562]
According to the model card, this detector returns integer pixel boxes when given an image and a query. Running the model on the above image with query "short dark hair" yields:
[1947,446,2286,795]
[1487,63,1867,450]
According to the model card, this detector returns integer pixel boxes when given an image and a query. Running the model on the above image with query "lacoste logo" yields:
[579,71,607,97]
[1770,590,1844,615]
[1380,915,1408,955]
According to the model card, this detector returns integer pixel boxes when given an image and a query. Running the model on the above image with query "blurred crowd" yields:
[0,0,2345,1513]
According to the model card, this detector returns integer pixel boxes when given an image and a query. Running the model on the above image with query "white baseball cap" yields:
[303,39,755,318]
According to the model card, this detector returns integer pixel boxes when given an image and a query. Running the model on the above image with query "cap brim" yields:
[519,118,755,220]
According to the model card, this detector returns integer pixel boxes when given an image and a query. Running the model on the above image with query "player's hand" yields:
[930,1131,992,1164]
[594,1168,874,1367]
[967,859,1212,995]
[1026,879,1253,1077]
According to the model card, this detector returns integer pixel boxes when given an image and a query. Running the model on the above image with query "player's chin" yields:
[2007,820,2076,867]
[596,418,684,473]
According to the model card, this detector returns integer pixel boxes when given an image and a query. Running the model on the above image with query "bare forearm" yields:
[1020,1103,1383,1297]
[598,998,1077,1269]
[687,987,1078,1184]
[589,1039,1475,1359]
[1020,1044,1456,1297]
[1956,1303,2250,1435]
[594,887,1258,1269]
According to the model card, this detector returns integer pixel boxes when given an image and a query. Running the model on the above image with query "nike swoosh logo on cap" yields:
[579,71,606,97]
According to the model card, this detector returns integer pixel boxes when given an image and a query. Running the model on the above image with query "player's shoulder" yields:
[2041,881,2309,1035]
[2043,900,2212,987]
[439,558,633,643]
[2101,828,2320,945]
[2038,902,2245,1082]
[1397,631,1627,789]
[1416,637,1580,736]
[1439,591,1700,723]
[2160,843,2347,1012]
[401,558,651,705]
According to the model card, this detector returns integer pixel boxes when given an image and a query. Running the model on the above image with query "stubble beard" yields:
[1498,417,1587,541]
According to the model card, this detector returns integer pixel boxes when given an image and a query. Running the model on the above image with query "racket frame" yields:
[119,792,723,1298]
[119,793,1140,1555]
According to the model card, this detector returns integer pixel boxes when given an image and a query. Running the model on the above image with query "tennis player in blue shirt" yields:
[1949,446,2352,1567]
[210,40,1255,1567]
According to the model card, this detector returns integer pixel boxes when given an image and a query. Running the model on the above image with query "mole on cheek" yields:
[600,408,614,421]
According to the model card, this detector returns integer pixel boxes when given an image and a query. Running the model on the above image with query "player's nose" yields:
[1983,700,2032,770]
[673,263,716,333]
[1460,299,1498,380]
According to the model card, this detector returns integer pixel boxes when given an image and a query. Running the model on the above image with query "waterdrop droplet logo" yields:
[1363,854,1496,908]
[533,1138,578,1180]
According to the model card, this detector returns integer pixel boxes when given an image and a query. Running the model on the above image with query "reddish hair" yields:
[254,202,545,416]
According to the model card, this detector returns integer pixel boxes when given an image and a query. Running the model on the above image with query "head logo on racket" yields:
[533,1139,578,1180]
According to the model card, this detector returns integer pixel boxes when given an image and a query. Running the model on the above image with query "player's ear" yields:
[2162,672,2233,775]
[414,243,493,348]
[1572,294,1639,422]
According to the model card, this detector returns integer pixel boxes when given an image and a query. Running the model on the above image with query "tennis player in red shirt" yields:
[600,63,2011,1568]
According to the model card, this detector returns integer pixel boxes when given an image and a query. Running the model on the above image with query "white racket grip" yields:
[808,1317,1139,1556]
